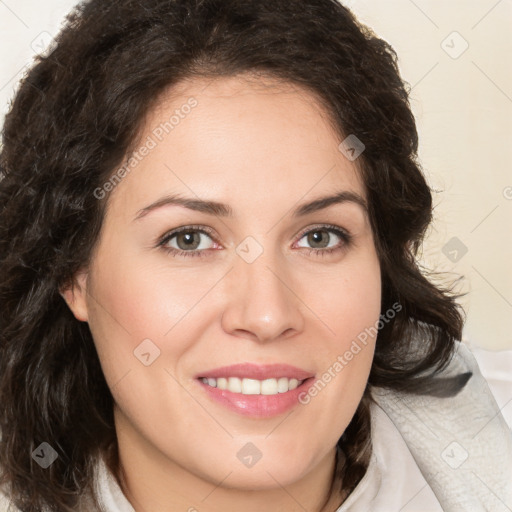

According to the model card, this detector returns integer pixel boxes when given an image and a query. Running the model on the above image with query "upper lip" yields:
[196,363,315,381]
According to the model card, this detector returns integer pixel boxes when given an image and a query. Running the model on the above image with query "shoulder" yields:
[464,341,512,427]
[371,339,512,510]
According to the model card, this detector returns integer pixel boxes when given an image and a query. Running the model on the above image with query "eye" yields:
[157,225,217,258]
[295,225,352,257]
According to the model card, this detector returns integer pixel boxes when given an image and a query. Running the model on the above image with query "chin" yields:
[197,450,316,491]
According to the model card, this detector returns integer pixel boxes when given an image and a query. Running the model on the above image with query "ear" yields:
[59,270,89,322]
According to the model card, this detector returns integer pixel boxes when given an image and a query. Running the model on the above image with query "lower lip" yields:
[197,378,316,418]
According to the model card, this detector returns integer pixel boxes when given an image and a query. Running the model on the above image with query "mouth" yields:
[195,363,316,418]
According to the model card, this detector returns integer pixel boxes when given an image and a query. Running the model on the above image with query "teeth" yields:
[288,378,300,390]
[201,377,304,395]
[228,377,242,393]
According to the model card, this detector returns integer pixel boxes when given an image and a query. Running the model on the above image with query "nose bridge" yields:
[222,239,304,342]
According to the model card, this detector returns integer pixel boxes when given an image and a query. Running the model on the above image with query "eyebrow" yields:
[133,190,368,221]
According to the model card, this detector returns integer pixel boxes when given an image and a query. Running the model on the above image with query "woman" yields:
[0,0,510,511]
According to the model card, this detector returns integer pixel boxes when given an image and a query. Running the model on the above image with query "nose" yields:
[221,250,305,344]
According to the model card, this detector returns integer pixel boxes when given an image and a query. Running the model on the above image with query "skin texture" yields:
[61,74,382,512]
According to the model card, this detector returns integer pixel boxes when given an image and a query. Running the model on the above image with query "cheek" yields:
[302,252,381,420]
[86,236,213,343]
[318,251,382,345]
[84,237,237,398]
[84,243,185,388]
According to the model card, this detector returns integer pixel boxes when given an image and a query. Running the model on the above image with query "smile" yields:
[200,376,304,395]
[195,363,316,418]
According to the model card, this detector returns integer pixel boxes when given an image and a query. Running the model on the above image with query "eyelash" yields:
[156,224,352,259]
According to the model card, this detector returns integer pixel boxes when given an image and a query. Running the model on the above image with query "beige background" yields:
[1,0,511,350]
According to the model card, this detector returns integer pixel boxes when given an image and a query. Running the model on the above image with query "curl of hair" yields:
[0,0,464,509]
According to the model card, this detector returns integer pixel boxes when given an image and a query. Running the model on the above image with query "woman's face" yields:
[63,74,381,508]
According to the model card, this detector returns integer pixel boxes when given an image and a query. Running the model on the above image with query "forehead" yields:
[108,73,366,219]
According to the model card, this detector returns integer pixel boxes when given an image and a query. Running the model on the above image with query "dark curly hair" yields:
[0,0,464,510]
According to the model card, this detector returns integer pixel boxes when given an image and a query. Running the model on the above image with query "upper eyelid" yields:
[296,223,349,238]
